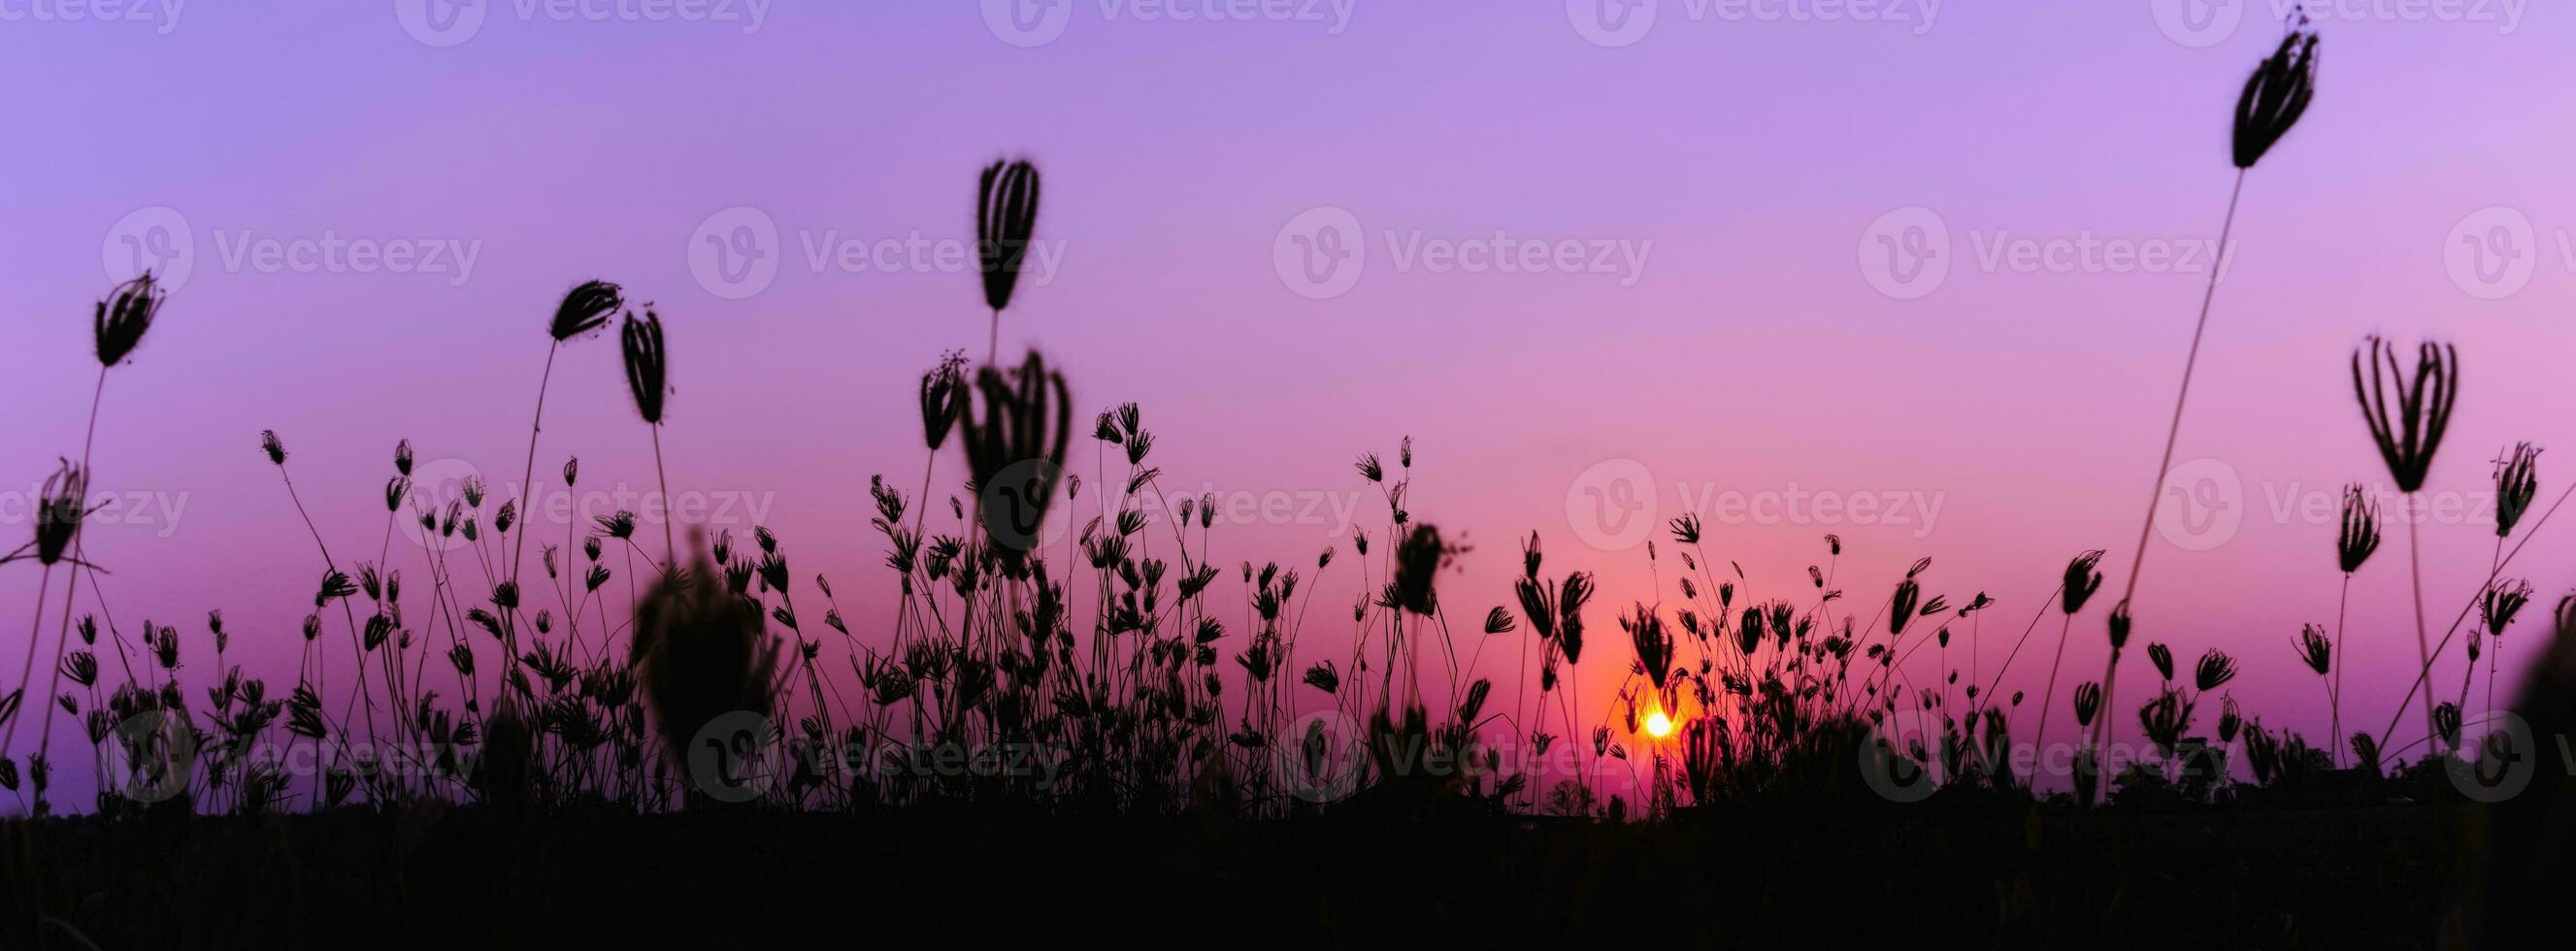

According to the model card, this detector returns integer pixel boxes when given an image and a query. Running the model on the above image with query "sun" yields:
[1643,711,1673,738]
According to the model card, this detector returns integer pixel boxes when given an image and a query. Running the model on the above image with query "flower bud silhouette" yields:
[961,350,1072,567]
[94,272,164,367]
[2353,337,2458,495]
[621,309,669,427]
[2232,27,2320,170]
[975,159,1043,362]
[2352,336,2458,753]
[550,279,624,343]
[2493,442,2540,539]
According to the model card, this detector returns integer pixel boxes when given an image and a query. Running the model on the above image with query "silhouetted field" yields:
[0,795,2481,948]
[16,15,2576,949]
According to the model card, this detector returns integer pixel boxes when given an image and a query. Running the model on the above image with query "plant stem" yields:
[2032,613,2073,786]
[650,425,676,574]
[2406,508,2437,756]
[5,563,58,762]
[2375,478,2576,751]
[2331,572,2350,769]
[281,468,380,757]
[512,343,559,601]
[2097,169,2250,796]
[2116,169,2248,613]
[12,368,105,766]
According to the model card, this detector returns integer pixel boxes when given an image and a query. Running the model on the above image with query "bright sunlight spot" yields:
[1643,711,1673,738]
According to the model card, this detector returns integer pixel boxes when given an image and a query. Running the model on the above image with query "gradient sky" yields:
[5,2,2576,803]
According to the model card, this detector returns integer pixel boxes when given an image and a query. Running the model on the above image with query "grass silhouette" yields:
[0,79,2529,825]
[2101,15,2321,800]
[0,14,2563,945]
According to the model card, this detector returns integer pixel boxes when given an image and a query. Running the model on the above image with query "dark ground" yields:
[0,796,2494,949]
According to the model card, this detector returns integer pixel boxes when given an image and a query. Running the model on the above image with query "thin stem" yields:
[2097,169,2250,794]
[4,564,58,762]
[14,368,106,767]
[2406,509,2437,755]
[2331,572,2350,769]
[2031,613,2073,785]
[2486,632,2499,722]
[512,343,559,598]
[2375,477,2576,750]
[650,425,677,573]
[1978,585,2064,715]
[2115,169,2248,611]
[281,468,380,753]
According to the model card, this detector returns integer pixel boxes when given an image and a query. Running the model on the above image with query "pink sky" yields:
[4,2,2575,802]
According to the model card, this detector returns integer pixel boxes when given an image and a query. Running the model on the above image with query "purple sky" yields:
[4,2,2575,801]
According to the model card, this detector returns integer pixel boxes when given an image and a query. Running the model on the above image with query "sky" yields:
[3,0,2575,804]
